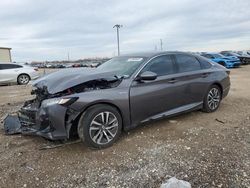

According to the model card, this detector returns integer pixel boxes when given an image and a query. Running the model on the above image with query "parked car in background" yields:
[234,51,250,64]
[221,51,250,65]
[201,53,240,68]
[4,52,230,148]
[0,63,39,85]
[90,62,102,67]
[72,63,82,68]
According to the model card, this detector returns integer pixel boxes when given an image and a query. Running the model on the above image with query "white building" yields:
[0,47,12,62]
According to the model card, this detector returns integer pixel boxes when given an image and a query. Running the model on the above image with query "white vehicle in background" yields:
[0,62,40,85]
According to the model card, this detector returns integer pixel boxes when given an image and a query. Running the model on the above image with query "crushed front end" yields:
[4,87,75,140]
[3,73,123,140]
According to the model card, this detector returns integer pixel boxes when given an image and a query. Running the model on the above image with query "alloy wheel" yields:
[18,75,29,84]
[207,88,221,110]
[89,111,119,145]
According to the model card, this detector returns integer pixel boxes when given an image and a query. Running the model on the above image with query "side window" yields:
[0,64,10,70]
[0,64,22,70]
[175,54,201,73]
[203,54,212,59]
[142,55,175,76]
[197,56,212,69]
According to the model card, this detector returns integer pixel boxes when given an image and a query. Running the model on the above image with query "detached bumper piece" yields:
[3,104,52,138]
[4,115,22,135]
[19,104,53,138]
[3,100,69,140]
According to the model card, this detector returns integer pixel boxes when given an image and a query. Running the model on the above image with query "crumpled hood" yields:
[32,68,118,94]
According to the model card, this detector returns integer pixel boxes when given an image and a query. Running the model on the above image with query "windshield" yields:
[97,56,146,77]
[230,52,239,56]
[212,54,224,58]
[225,52,239,56]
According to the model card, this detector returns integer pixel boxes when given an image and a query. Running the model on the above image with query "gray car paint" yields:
[63,52,229,134]
[4,51,230,140]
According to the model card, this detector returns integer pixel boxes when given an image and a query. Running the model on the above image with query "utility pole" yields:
[67,51,70,61]
[113,24,122,56]
[160,39,163,51]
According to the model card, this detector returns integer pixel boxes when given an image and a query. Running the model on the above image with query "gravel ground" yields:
[0,66,249,188]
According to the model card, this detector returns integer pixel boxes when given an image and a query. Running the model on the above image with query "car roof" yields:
[0,62,25,66]
[0,62,13,64]
[203,52,221,55]
[119,51,195,58]
[0,62,21,64]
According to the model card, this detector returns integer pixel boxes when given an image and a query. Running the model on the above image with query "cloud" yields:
[0,0,249,61]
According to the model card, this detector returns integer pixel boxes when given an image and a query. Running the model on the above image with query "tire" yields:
[78,104,122,149]
[202,85,222,113]
[17,74,30,85]
[243,60,248,65]
[218,61,226,67]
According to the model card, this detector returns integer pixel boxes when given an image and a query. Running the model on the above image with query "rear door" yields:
[173,54,210,105]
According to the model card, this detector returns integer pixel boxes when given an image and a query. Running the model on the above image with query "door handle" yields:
[168,78,178,83]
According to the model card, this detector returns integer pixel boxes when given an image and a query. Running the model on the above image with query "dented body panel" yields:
[13,99,68,139]
[5,70,132,140]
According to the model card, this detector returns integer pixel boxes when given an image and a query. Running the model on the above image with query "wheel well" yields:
[68,102,124,138]
[212,83,223,96]
[83,102,123,122]
[17,73,30,81]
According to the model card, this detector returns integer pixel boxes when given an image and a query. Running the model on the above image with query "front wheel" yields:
[78,104,122,149]
[202,85,222,113]
[218,61,226,67]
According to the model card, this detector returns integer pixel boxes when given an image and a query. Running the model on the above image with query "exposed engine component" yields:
[31,77,122,105]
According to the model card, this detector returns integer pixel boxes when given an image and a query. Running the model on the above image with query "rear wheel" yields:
[242,59,247,65]
[17,74,30,85]
[202,85,222,113]
[78,104,122,148]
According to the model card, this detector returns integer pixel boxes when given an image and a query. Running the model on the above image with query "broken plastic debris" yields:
[160,177,191,188]
[3,115,22,135]
[169,120,178,124]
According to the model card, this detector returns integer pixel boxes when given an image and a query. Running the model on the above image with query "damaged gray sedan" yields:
[4,52,230,148]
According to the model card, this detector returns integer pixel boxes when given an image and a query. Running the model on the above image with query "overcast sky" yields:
[1,0,250,62]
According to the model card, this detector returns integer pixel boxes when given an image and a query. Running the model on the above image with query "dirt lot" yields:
[0,67,249,188]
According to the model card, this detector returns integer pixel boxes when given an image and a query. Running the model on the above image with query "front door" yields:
[129,55,183,125]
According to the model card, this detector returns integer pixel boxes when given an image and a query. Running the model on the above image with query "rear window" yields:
[202,54,213,59]
[197,56,212,69]
[0,64,23,70]
[175,54,201,73]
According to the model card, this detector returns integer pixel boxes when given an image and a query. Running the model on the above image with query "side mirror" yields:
[138,71,157,81]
